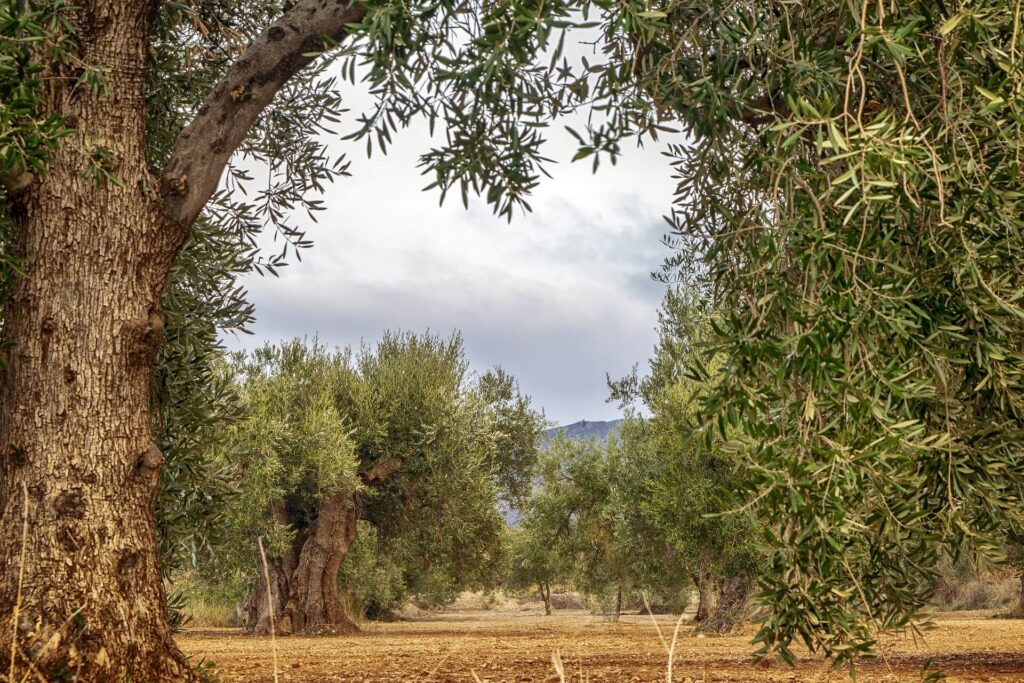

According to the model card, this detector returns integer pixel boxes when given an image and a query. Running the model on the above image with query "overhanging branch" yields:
[160,0,367,232]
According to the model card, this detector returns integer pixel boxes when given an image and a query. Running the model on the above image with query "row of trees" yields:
[5,0,1024,677]
[174,307,762,636]
[509,287,760,629]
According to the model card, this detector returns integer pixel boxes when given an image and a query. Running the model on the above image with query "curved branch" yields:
[160,0,367,232]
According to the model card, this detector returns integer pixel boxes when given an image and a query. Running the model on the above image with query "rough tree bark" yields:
[539,582,551,616]
[699,576,755,634]
[250,493,358,635]
[0,0,366,679]
[694,573,718,623]
[0,3,194,679]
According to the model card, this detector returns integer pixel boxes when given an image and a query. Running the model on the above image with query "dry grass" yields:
[182,595,236,629]
[932,571,1019,613]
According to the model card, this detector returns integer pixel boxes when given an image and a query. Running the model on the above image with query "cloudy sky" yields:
[227,86,679,426]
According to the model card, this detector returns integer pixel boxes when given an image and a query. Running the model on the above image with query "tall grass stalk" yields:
[257,537,280,683]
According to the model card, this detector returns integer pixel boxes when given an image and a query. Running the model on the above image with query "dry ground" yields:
[179,609,1024,682]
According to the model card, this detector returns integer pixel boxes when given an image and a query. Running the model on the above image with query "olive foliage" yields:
[208,333,544,614]
[626,0,1024,667]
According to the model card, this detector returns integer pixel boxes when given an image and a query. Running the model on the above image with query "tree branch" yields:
[160,0,367,231]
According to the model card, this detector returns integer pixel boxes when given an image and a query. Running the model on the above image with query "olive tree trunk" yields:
[694,573,718,623]
[699,576,755,634]
[0,3,195,678]
[250,493,358,635]
[0,0,367,677]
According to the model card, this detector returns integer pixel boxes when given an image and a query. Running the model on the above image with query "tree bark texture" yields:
[0,3,194,679]
[0,0,374,678]
[539,583,551,616]
[249,493,358,635]
[699,576,755,634]
[694,574,718,623]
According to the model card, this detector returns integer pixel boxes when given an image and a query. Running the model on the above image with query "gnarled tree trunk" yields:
[250,492,358,635]
[0,4,194,679]
[699,576,755,634]
[539,582,552,615]
[1,0,369,678]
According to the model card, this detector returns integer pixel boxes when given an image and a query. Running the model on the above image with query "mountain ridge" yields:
[544,418,623,442]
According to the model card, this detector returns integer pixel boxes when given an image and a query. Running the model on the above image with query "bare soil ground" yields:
[179,609,1024,682]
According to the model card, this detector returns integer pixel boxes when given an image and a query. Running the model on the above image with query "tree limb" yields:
[160,0,367,232]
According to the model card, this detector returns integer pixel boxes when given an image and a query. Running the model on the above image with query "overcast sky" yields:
[225,85,679,426]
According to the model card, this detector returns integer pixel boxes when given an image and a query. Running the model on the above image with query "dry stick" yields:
[20,605,83,676]
[550,649,566,683]
[665,611,687,683]
[256,537,280,683]
[640,592,669,655]
[13,641,47,683]
[9,481,29,683]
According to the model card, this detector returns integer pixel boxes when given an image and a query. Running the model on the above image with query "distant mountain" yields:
[544,419,624,442]
[502,419,625,526]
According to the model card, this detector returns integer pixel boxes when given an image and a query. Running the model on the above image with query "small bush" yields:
[932,569,1018,612]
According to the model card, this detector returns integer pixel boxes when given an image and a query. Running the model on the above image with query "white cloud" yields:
[226,91,678,425]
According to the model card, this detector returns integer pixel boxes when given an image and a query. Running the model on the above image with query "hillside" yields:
[544,419,623,442]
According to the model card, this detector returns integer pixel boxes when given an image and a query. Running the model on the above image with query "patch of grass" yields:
[168,571,239,628]
[182,594,236,628]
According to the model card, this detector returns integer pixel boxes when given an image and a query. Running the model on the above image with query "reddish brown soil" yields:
[178,609,1024,682]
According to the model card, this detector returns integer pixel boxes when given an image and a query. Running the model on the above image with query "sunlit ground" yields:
[178,608,1024,682]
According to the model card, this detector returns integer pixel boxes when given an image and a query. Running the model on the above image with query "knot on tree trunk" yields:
[135,444,164,489]
[123,308,165,362]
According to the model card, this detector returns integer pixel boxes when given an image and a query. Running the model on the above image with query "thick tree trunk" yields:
[251,504,304,634]
[694,574,718,623]
[252,493,358,635]
[0,4,195,679]
[699,576,755,634]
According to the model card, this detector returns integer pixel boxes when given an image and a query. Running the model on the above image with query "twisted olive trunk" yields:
[694,573,718,623]
[700,576,755,634]
[0,0,370,678]
[251,493,358,635]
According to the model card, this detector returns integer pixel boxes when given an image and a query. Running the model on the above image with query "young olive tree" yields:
[523,435,661,619]
[612,287,762,630]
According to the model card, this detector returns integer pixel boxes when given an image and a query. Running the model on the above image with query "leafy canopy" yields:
[209,333,543,608]
[631,0,1024,668]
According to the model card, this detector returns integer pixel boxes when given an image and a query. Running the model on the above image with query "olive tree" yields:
[222,333,542,634]
[621,0,1024,668]
[0,0,664,676]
